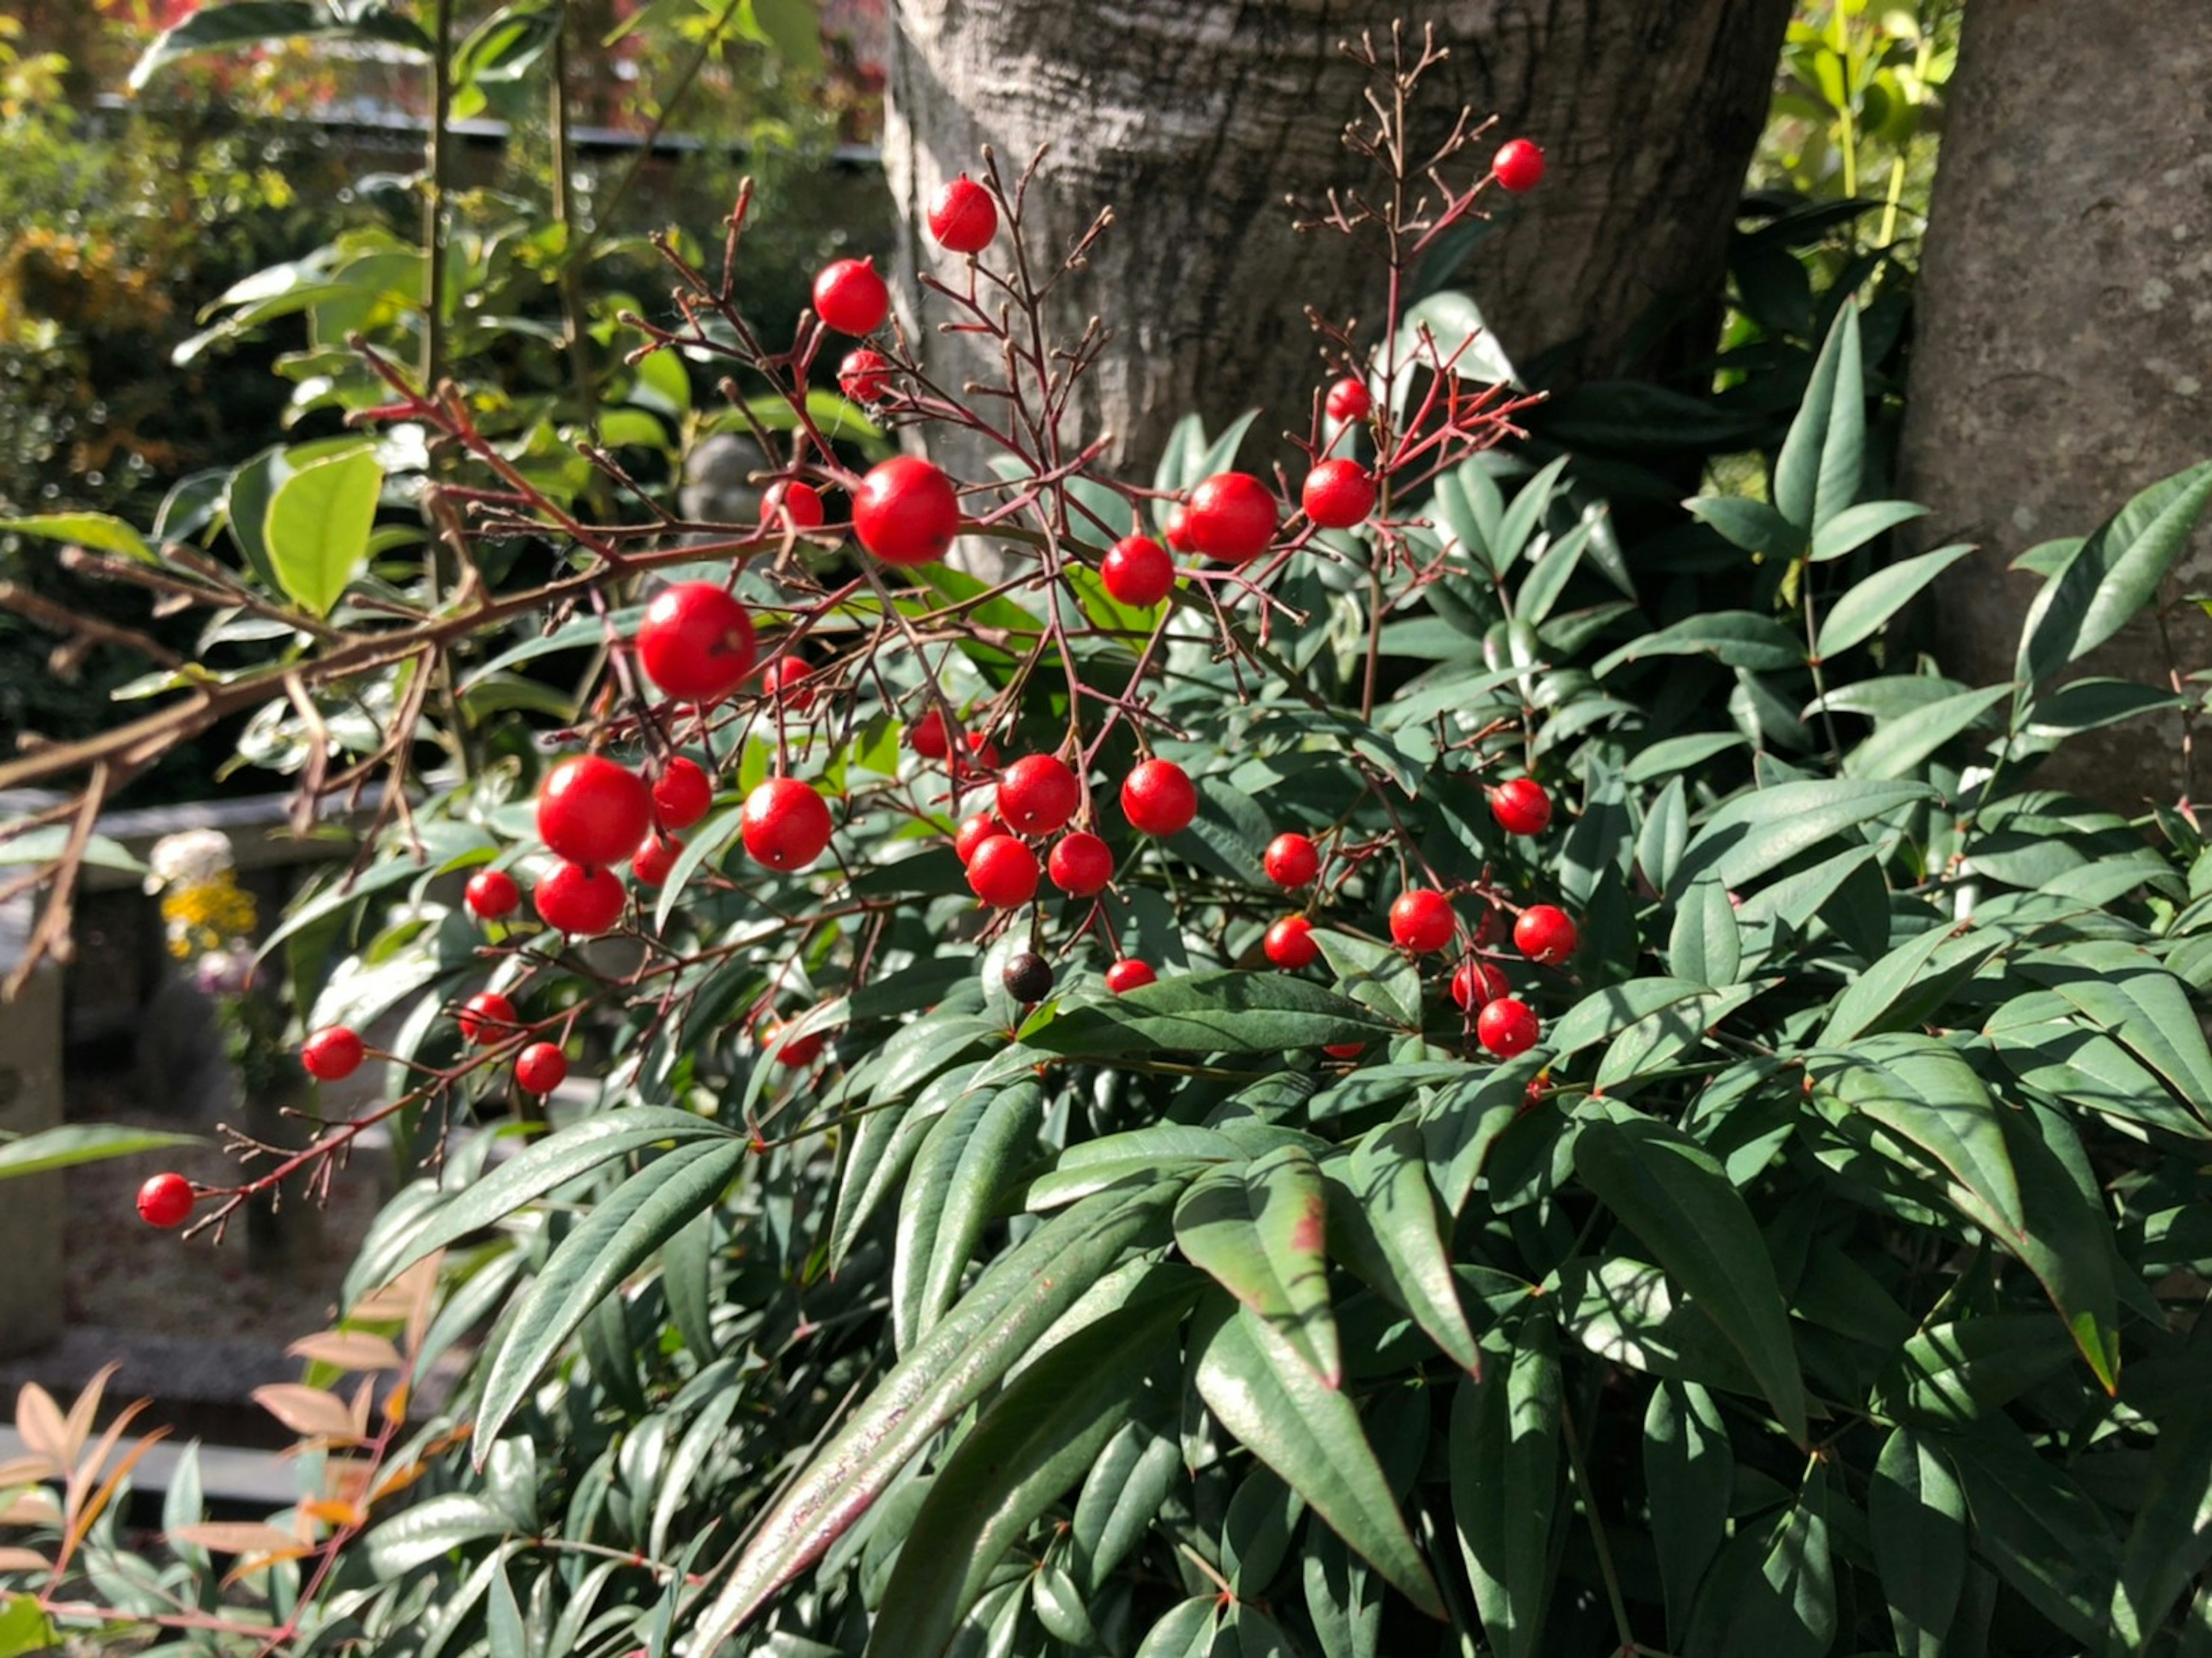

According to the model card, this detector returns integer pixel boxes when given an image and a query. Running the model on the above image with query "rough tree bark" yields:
[1900,0,2212,808]
[881,0,1792,479]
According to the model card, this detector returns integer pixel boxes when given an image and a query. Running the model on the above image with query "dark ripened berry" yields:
[955,814,1005,865]
[301,1026,364,1082]
[966,835,1040,908]
[998,754,1081,836]
[537,754,651,870]
[1478,995,1541,1056]
[1389,888,1456,954]
[1489,777,1552,836]
[1184,472,1278,563]
[1122,759,1197,837]
[465,868,521,923]
[928,174,999,253]
[1451,958,1509,1011]
[853,455,961,567]
[762,480,825,532]
[813,256,889,335]
[1301,459,1377,530]
[137,1172,194,1230]
[652,758,714,832]
[631,833,681,887]
[1002,950,1054,1005]
[459,991,517,1046]
[1514,904,1578,965]
[1263,832,1320,890]
[1102,533,1175,608]
[514,1041,568,1096]
[1104,959,1157,995]
[535,860,627,936]
[1048,831,1113,897]
[1325,377,1372,423]
[838,348,892,403]
[638,581,756,703]
[1264,915,1320,970]
[741,777,834,872]
[1493,138,1546,193]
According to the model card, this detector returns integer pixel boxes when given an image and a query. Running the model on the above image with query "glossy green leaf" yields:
[1868,1428,1966,1658]
[1593,610,1806,678]
[1688,495,1804,559]
[1945,1424,2120,1645]
[1132,1598,1217,1658]
[893,1082,1038,1352]
[2015,944,2212,1118]
[1845,684,2012,779]
[1450,1315,1560,1658]
[1774,301,1864,534]
[2111,1394,2212,1649]
[1325,1122,1480,1375]
[1703,1463,1837,1658]
[264,447,382,616]
[0,511,156,563]
[1808,1034,2024,1236]
[2018,460,2212,685]
[1176,1145,1338,1386]
[1547,978,1710,1058]
[1815,542,1975,657]
[1645,1380,1732,1642]
[1809,498,1929,563]
[1071,1422,1182,1593]
[1669,878,1743,988]
[0,1123,200,1179]
[1029,971,1393,1057]
[1672,778,1929,897]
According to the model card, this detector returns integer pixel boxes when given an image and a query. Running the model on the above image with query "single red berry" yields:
[639,582,756,703]
[136,1172,194,1230]
[537,754,651,870]
[1325,377,1372,423]
[952,730,1003,783]
[741,777,834,871]
[1514,904,1579,965]
[1302,459,1377,530]
[1493,138,1546,193]
[1185,472,1279,563]
[1048,831,1113,897]
[465,868,520,923]
[1104,959,1157,995]
[998,755,1081,835]
[1389,888,1456,954]
[1122,759,1197,837]
[966,835,1040,908]
[632,833,681,887]
[1452,958,1509,1011]
[1263,832,1320,889]
[955,814,1005,864]
[459,991,517,1046]
[652,758,714,832]
[1163,504,1196,552]
[813,256,889,335]
[1478,995,1541,1057]
[1324,1042,1364,1059]
[762,480,825,532]
[301,1025,363,1081]
[759,655,816,711]
[763,1018,827,1069]
[514,1041,568,1095]
[1264,915,1320,970]
[927,173,998,253]
[535,860,627,935]
[1490,777,1553,836]
[838,348,892,403]
[1102,534,1175,607]
[853,455,961,566]
[910,708,953,760]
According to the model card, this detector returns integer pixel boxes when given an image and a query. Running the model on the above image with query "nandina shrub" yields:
[6,29,2212,1658]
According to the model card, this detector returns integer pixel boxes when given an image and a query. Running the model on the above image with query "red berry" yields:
[741,777,834,871]
[1493,138,1546,193]
[652,758,714,832]
[639,582,756,703]
[1163,504,1196,552]
[910,708,953,761]
[465,868,520,923]
[1489,777,1552,836]
[759,656,816,710]
[1478,995,1541,1056]
[136,1172,194,1230]
[1514,904,1578,965]
[763,1018,827,1069]
[927,173,998,253]
[813,256,889,335]
[1048,831,1113,897]
[952,730,1003,787]
[1264,915,1320,970]
[1102,534,1175,607]
[632,833,681,887]
[853,456,961,566]
[535,860,627,935]
[955,814,1005,864]
[459,991,517,1046]
[1185,472,1278,563]
[838,348,892,403]
[537,754,651,869]
[1104,959,1157,995]
[1302,460,1377,530]
[1389,888,1456,954]
[1122,759,1197,837]
[966,835,1040,908]
[1263,832,1320,889]
[514,1041,568,1095]
[762,480,825,532]
[1325,377,1372,422]
[301,1025,363,1082]
[1451,959,1509,1011]
[998,755,1081,835]
[1324,1042,1363,1059]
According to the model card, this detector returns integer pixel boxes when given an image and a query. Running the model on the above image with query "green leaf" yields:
[132,0,432,87]
[0,512,156,563]
[1687,496,1804,559]
[475,1139,750,1449]
[1071,1423,1182,1593]
[1313,929,1423,1026]
[359,1493,513,1575]
[1702,1464,1837,1658]
[1190,1296,1445,1618]
[1573,1119,1807,1441]
[892,1082,1038,1352]
[1668,878,1743,988]
[2015,944,2212,1118]
[1645,1380,1732,1643]
[1986,1104,2123,1391]
[2111,1394,2212,1649]
[1325,1122,1481,1375]
[1868,1428,1966,1658]
[1593,611,1806,678]
[1844,684,2012,779]
[1176,1145,1338,1385]
[1820,923,1997,1045]
[1028,971,1393,1057]
[1546,978,1710,1058]
[0,1124,200,1179]
[2025,677,2190,739]
[264,448,382,616]
[1450,1315,1561,1658]
[1809,498,1929,563]
[2018,460,2212,685]
[1626,732,1748,786]
[1945,1424,2121,1645]
[693,1185,1181,1646]
[1808,1034,2025,1236]
[1672,778,1929,897]
[1815,542,1975,658]
[1133,1599,1217,1658]
[1876,1315,2077,1427]
[1774,301,1864,534]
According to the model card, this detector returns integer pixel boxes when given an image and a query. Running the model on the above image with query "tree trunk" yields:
[881,0,1791,480]
[1899,0,2212,809]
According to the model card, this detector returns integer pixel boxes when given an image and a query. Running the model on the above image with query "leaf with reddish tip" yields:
[1176,1145,1339,1386]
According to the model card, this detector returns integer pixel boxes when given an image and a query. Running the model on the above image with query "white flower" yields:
[145,828,237,894]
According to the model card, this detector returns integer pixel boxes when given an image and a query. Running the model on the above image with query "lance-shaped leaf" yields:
[1176,1145,1338,1386]
[1324,1123,1480,1375]
[1645,1380,1731,1644]
[1450,1314,1562,1658]
[2016,943,2212,1121]
[1774,301,1864,534]
[1868,1427,1966,1658]
[2017,458,2212,685]
[892,1082,1039,1352]
[1028,971,1394,1057]
[1670,779,1930,898]
[1808,1035,2024,1238]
